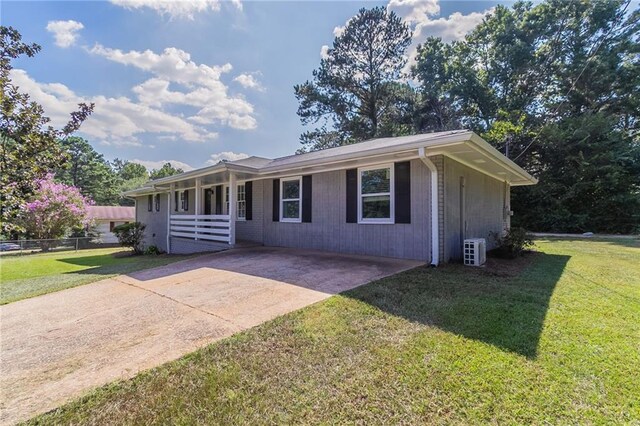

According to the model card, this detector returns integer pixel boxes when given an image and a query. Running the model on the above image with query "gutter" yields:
[418,147,440,266]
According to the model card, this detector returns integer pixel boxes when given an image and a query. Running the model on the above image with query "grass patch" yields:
[0,248,197,304]
[28,238,640,424]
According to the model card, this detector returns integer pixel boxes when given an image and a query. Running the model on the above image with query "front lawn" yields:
[0,248,196,304]
[29,238,640,424]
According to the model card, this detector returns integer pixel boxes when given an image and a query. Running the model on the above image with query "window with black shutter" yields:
[245,181,253,220]
[394,161,411,224]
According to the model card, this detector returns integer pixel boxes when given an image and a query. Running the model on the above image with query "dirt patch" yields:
[482,251,539,277]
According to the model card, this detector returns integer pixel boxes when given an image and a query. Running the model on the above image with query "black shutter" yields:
[346,169,357,223]
[204,189,212,215]
[214,185,222,214]
[395,161,411,224]
[183,190,189,212]
[245,181,253,221]
[302,175,312,223]
[148,194,153,212]
[272,179,280,222]
[174,191,178,212]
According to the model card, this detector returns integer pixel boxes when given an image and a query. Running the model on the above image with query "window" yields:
[154,194,160,212]
[280,176,302,222]
[147,194,153,212]
[237,185,246,220]
[358,164,394,224]
[224,184,246,220]
[109,221,115,232]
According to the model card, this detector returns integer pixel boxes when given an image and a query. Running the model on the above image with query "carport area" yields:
[0,247,422,425]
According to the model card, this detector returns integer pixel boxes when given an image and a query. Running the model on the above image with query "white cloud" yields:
[386,0,490,72]
[109,0,242,20]
[320,45,330,60]
[10,69,212,145]
[46,20,84,48]
[90,44,257,130]
[131,159,195,171]
[411,11,489,43]
[206,151,249,165]
[233,73,264,91]
[387,0,440,24]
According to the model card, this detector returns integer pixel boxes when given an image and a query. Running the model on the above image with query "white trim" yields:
[228,173,237,245]
[223,183,247,221]
[280,175,302,223]
[166,186,173,254]
[357,163,395,225]
[419,148,439,266]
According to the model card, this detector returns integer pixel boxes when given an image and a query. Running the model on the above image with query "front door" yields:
[204,188,213,215]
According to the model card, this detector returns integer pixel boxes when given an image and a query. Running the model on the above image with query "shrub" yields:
[113,222,146,254]
[490,227,534,258]
[144,245,163,255]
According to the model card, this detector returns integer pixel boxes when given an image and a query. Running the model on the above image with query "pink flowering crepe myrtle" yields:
[19,174,94,240]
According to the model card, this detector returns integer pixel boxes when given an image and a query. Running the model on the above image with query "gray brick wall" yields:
[236,179,264,243]
[135,194,169,252]
[261,159,432,261]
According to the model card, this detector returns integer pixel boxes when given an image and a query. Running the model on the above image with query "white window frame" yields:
[280,176,302,223]
[357,163,395,224]
[224,183,247,221]
[178,191,187,212]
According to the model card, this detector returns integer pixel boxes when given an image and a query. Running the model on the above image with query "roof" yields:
[124,130,537,196]
[87,206,135,220]
[263,130,468,170]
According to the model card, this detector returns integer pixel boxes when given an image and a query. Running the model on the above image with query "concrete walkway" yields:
[0,247,422,425]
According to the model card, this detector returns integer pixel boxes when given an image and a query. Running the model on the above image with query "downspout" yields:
[418,147,440,266]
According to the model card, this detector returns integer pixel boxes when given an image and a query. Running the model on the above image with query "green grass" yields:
[0,248,197,304]
[27,238,640,424]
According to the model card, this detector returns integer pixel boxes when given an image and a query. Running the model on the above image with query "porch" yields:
[165,169,255,250]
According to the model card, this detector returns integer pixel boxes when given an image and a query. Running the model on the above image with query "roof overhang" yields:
[424,133,537,186]
[123,131,536,197]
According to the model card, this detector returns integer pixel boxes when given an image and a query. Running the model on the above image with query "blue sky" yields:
[4,0,506,171]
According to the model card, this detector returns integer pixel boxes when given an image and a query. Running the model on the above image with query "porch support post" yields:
[168,184,174,253]
[195,178,201,240]
[228,172,237,246]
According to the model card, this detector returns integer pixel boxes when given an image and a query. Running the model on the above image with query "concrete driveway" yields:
[0,247,422,424]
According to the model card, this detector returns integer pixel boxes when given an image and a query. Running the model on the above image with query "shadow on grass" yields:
[343,252,570,359]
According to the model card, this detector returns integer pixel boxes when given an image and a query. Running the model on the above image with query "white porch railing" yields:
[170,214,231,243]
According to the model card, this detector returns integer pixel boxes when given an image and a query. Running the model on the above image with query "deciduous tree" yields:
[0,26,93,235]
[17,174,93,246]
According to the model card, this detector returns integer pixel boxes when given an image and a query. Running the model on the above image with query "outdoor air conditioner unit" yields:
[464,238,486,266]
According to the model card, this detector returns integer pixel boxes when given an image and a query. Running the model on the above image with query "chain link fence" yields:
[0,237,119,256]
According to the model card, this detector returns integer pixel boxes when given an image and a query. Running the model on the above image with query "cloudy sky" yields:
[4,0,506,171]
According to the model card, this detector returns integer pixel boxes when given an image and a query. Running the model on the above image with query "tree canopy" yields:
[56,137,120,205]
[150,162,184,180]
